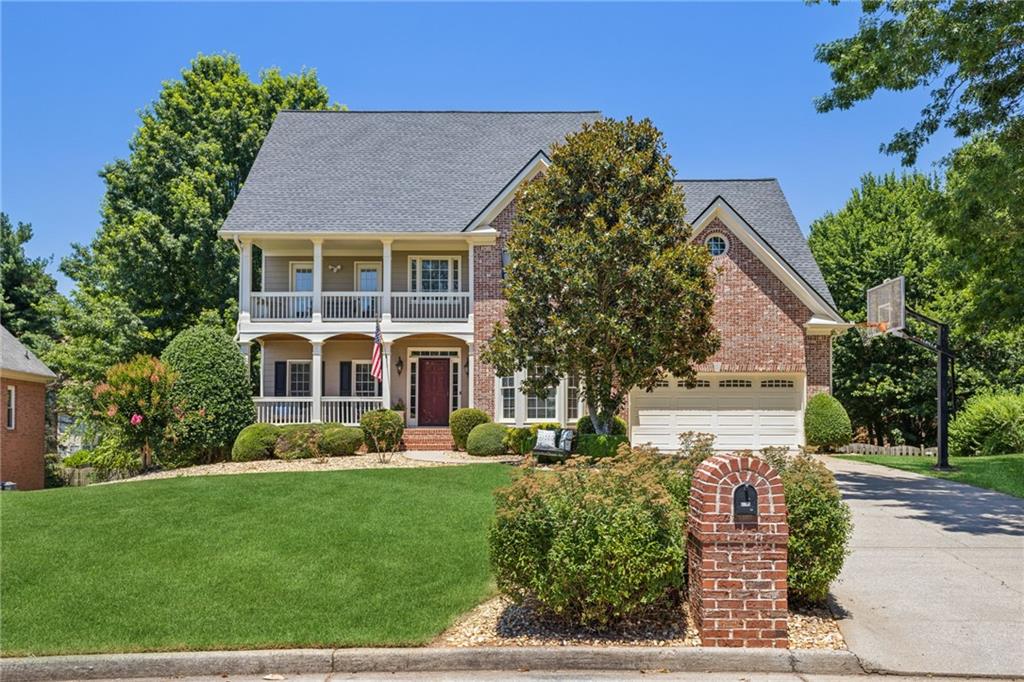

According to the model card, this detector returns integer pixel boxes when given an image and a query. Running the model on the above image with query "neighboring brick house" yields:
[219,111,847,451]
[1,325,56,489]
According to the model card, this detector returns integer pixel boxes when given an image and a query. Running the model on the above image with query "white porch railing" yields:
[250,293,313,321]
[254,398,313,424]
[322,293,382,321]
[391,292,471,321]
[321,397,384,424]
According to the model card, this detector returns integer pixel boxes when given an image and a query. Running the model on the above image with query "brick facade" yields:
[688,454,788,648]
[472,199,513,418]
[0,378,47,491]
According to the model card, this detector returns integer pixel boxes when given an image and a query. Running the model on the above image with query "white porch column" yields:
[467,243,475,325]
[467,342,475,408]
[312,239,323,324]
[311,341,323,423]
[239,240,252,322]
[555,377,568,427]
[514,369,527,427]
[381,239,393,321]
[382,341,393,408]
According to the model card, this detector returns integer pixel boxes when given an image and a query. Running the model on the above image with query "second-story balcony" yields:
[249,291,471,322]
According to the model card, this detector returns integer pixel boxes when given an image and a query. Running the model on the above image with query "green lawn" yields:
[0,465,512,656]
[837,453,1024,498]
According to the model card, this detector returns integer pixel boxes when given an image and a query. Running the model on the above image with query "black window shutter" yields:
[340,361,352,397]
[274,362,287,397]
[378,375,383,397]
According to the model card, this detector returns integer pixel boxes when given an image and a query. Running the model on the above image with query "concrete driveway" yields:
[823,456,1024,677]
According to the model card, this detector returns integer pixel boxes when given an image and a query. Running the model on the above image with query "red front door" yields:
[418,358,451,426]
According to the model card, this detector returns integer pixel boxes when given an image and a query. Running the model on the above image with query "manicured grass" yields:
[837,454,1024,498]
[0,465,512,656]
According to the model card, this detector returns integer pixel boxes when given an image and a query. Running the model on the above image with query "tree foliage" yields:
[483,117,719,433]
[0,213,59,341]
[55,53,335,378]
[814,0,1024,166]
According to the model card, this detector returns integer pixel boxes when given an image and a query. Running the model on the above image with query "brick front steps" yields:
[401,427,454,451]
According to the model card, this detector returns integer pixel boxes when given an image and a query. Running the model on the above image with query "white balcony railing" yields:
[321,397,384,424]
[322,293,382,321]
[391,292,471,321]
[250,293,313,321]
[254,398,313,424]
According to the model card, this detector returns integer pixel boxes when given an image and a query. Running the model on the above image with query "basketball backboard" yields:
[866,276,905,338]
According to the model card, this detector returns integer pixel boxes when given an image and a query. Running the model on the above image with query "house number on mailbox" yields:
[733,484,758,522]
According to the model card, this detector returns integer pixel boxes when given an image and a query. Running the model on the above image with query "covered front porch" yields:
[244,332,473,427]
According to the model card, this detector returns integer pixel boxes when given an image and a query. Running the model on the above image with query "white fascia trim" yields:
[805,317,854,334]
[219,230,495,242]
[691,198,846,325]
[465,150,550,232]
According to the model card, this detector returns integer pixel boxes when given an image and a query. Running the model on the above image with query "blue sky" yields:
[2,2,954,293]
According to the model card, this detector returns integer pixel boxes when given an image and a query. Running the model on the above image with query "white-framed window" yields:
[566,373,581,422]
[287,360,312,397]
[680,379,711,388]
[526,365,557,421]
[499,376,516,421]
[354,262,382,291]
[720,379,752,388]
[409,256,460,293]
[354,361,380,397]
[5,385,14,430]
[289,262,314,291]
[705,233,729,257]
[761,379,795,388]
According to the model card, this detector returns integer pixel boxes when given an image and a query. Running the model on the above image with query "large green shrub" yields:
[321,425,364,456]
[949,392,1024,456]
[489,450,687,625]
[773,454,853,604]
[576,434,629,458]
[360,409,404,452]
[576,415,628,436]
[162,319,256,463]
[503,426,534,455]
[273,424,323,460]
[231,423,279,462]
[60,450,94,468]
[450,408,491,450]
[467,423,508,456]
[804,393,853,452]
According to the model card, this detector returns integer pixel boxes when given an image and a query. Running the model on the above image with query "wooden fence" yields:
[839,443,938,456]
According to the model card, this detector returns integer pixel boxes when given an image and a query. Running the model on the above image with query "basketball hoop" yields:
[865,277,905,339]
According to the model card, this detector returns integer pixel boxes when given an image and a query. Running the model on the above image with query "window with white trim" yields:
[354,362,380,397]
[409,257,460,292]
[526,365,556,421]
[761,379,795,388]
[288,361,311,397]
[566,373,581,422]
[720,379,752,388]
[499,376,516,421]
[290,262,313,291]
[705,234,729,257]
[680,379,711,388]
[5,386,14,430]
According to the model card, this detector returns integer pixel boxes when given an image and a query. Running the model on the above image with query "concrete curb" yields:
[0,646,864,681]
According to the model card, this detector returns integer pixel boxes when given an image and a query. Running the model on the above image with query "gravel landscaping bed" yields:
[432,596,845,650]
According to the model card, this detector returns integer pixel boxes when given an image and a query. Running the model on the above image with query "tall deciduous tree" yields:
[483,117,719,433]
[61,53,336,358]
[0,213,59,341]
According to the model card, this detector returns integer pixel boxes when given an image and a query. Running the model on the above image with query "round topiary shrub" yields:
[273,424,323,460]
[779,454,853,604]
[489,449,686,625]
[321,425,364,456]
[576,414,628,435]
[359,409,404,452]
[231,423,279,462]
[949,392,1024,456]
[161,317,256,462]
[467,423,508,456]
[804,393,852,452]
[450,408,491,450]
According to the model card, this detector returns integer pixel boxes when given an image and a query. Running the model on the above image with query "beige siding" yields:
[263,252,469,293]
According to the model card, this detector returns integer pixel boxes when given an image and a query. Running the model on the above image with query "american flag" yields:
[371,321,384,383]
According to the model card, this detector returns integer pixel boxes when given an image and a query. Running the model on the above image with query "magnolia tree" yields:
[484,117,719,434]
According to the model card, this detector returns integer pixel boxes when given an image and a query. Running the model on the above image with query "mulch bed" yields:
[432,595,844,650]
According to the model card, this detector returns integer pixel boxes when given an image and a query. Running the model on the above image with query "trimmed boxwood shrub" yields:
[321,425,364,456]
[490,449,686,625]
[949,392,1024,456]
[360,409,404,452]
[503,426,535,455]
[274,424,323,460]
[60,450,94,468]
[467,423,508,456]
[804,393,852,452]
[576,414,628,435]
[450,408,491,450]
[576,434,629,458]
[231,423,279,462]
[161,317,256,464]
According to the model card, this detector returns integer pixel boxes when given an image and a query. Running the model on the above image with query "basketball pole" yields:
[901,308,954,471]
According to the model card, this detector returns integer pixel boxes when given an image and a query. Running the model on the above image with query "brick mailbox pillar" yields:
[687,454,788,648]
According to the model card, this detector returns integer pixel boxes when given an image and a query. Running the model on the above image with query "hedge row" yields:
[231,423,364,461]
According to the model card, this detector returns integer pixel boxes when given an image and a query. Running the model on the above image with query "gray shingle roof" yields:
[220,111,601,234]
[0,325,56,380]
[677,179,837,310]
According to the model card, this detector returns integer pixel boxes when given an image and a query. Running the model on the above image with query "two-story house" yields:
[219,111,848,451]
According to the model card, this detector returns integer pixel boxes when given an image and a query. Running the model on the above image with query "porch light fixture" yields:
[395,356,404,375]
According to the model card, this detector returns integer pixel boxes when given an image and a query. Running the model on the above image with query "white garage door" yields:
[630,375,803,452]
